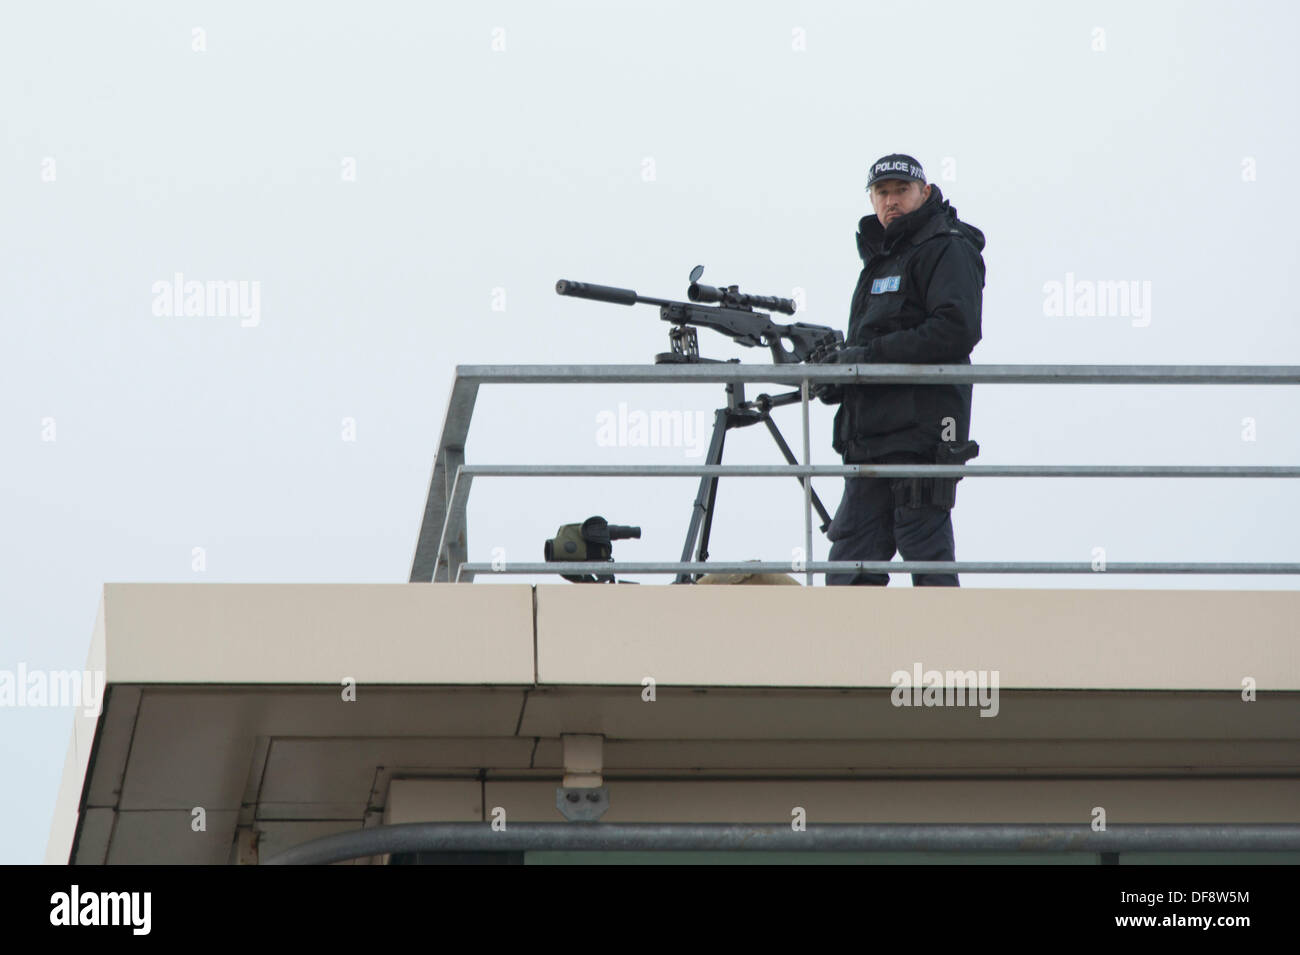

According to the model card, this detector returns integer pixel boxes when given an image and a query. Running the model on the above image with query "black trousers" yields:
[825,450,959,587]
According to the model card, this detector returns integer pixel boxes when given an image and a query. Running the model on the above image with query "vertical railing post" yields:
[801,377,813,587]
[443,448,467,583]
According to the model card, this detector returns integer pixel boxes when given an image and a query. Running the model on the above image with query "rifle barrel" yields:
[556,280,679,309]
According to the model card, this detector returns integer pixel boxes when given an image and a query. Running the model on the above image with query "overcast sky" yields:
[3,1,1297,863]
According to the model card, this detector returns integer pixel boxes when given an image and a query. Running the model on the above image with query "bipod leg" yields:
[762,415,833,532]
[676,405,729,584]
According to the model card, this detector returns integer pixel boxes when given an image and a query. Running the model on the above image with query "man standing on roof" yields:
[812,154,986,586]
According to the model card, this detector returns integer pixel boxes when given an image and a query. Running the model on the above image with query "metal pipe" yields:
[455,464,1300,478]
[452,364,1300,385]
[460,560,1300,576]
[264,822,1300,865]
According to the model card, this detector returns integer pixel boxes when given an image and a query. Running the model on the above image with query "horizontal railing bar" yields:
[458,561,1300,576]
[458,464,1300,478]
[456,363,1300,385]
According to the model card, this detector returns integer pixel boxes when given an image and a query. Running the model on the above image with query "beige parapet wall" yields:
[90,583,537,684]
[68,583,1300,689]
[46,583,1300,863]
[535,585,1300,689]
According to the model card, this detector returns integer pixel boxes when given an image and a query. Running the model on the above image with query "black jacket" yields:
[828,185,985,461]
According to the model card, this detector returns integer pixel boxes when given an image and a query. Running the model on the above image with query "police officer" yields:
[814,154,986,586]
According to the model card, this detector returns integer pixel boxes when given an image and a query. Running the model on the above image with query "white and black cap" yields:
[867,153,926,188]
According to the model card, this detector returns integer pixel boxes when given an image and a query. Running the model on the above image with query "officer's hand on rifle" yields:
[813,383,843,405]
[820,344,871,364]
[811,342,874,402]
[807,340,837,365]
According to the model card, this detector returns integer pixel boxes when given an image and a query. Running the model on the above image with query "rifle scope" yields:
[687,281,797,316]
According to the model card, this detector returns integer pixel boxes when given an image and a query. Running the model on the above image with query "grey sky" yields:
[2,1,1297,863]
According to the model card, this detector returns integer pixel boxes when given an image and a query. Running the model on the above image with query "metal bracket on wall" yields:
[555,786,610,822]
[556,733,608,821]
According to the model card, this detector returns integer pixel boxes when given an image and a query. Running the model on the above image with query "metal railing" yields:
[409,364,1300,585]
